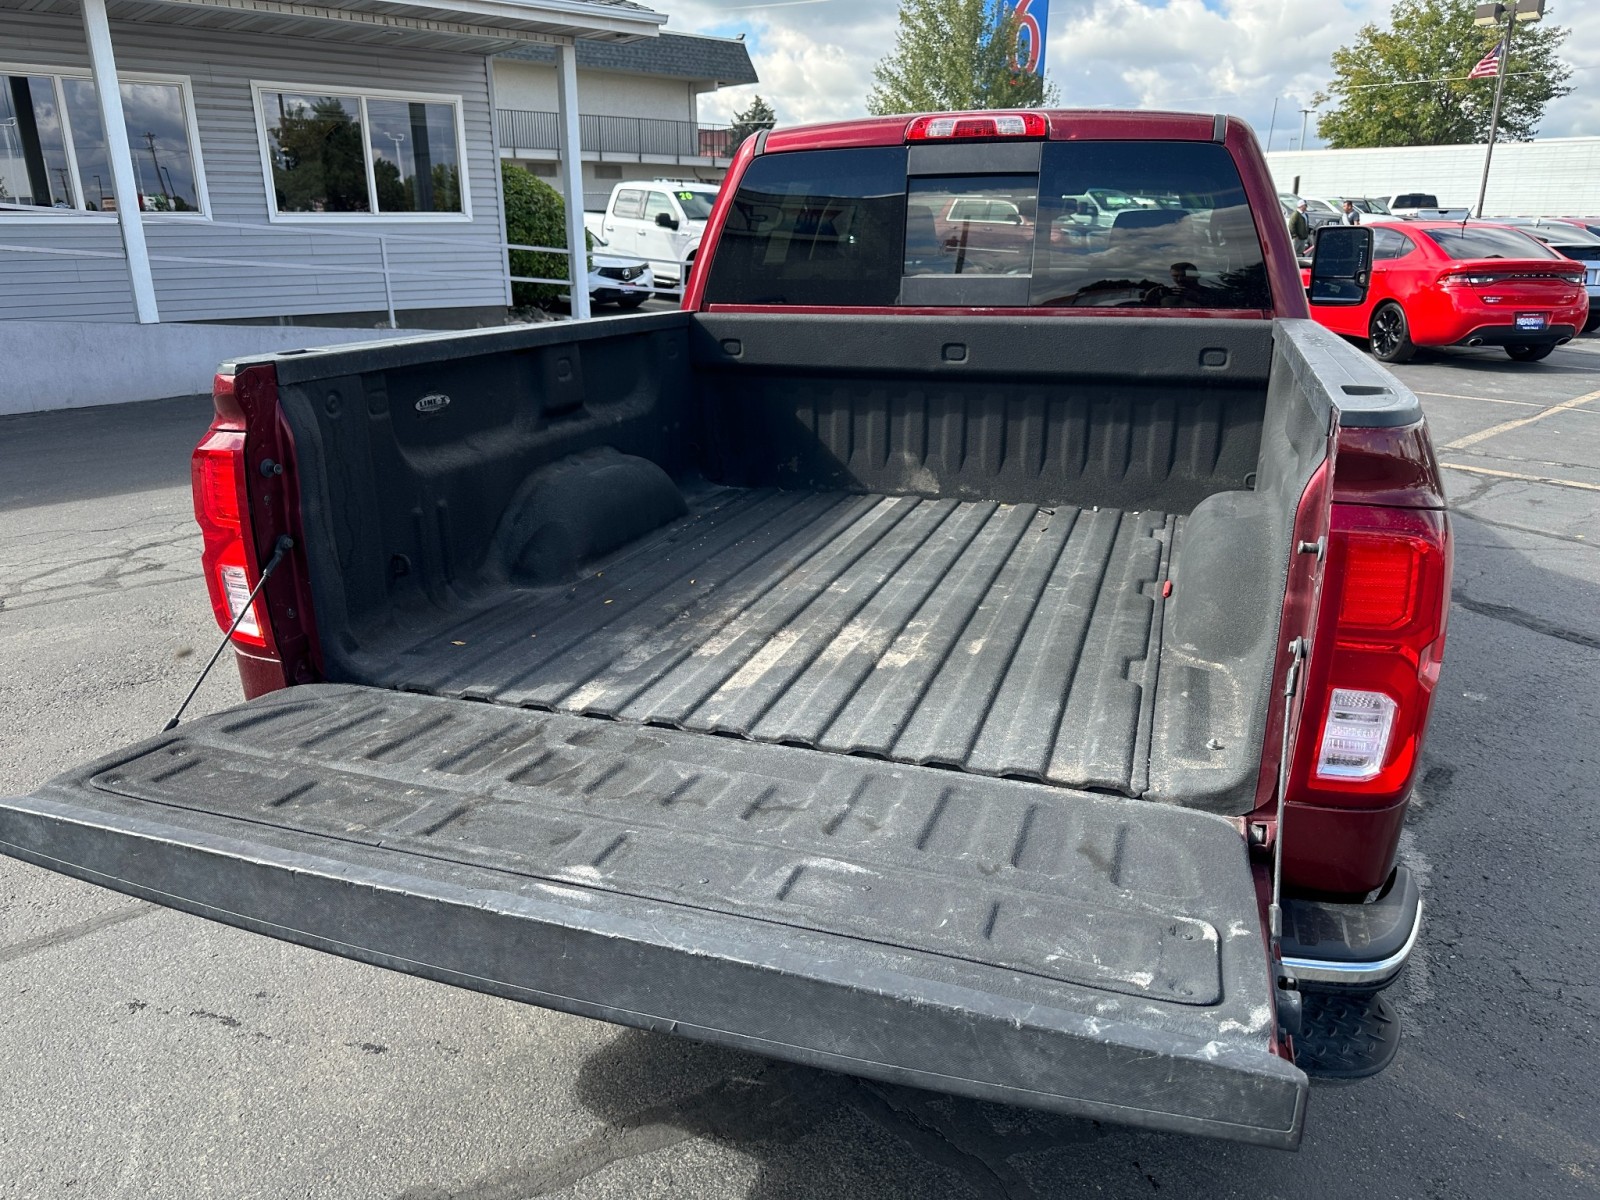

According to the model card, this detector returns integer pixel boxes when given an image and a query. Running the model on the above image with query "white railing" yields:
[0,207,687,326]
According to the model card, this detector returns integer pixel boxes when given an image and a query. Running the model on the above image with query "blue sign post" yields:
[1006,0,1049,76]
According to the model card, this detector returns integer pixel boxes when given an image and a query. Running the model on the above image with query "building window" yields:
[256,84,468,219]
[1,68,206,215]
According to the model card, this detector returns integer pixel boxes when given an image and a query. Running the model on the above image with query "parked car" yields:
[1305,220,1588,362]
[1058,186,1146,228]
[587,179,719,287]
[1278,194,1336,257]
[1485,217,1600,332]
[1313,196,1391,217]
[1280,192,1339,229]
[917,193,1036,271]
[588,239,654,309]
[1383,193,1471,220]
[1,109,1454,1151]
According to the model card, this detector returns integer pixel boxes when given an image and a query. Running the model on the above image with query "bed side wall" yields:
[689,315,1274,514]
[271,314,695,680]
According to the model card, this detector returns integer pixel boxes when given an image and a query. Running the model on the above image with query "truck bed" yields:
[286,313,1333,815]
[374,486,1174,795]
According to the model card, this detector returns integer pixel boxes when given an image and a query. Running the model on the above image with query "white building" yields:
[0,0,759,412]
[0,0,754,332]
[494,34,756,211]
[1266,137,1600,216]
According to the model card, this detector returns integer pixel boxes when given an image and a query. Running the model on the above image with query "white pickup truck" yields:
[584,179,720,287]
[1383,192,1471,220]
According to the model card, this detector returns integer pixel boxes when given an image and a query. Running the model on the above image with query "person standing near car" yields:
[1289,200,1312,254]
[1340,200,1362,226]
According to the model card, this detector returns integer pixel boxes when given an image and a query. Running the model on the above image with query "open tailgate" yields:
[0,684,1306,1146]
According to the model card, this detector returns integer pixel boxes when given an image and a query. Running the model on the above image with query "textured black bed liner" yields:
[0,684,1305,1145]
[368,487,1174,797]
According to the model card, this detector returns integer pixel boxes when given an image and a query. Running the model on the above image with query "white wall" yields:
[492,62,696,124]
[0,321,412,414]
[1267,138,1600,216]
[1,9,510,323]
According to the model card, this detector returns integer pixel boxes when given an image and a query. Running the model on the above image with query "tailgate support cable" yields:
[1269,636,1308,952]
[162,535,295,733]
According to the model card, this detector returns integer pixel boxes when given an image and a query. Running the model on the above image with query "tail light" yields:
[192,423,273,652]
[905,112,1048,141]
[1288,504,1451,809]
[1440,269,1585,286]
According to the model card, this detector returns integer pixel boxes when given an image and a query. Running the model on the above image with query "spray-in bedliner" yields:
[364,486,1175,796]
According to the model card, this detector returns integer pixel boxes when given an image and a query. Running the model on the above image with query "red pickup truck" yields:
[0,109,1449,1149]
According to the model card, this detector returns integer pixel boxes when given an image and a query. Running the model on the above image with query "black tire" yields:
[1505,343,1555,362]
[1583,311,1600,334]
[617,293,647,310]
[1368,303,1416,364]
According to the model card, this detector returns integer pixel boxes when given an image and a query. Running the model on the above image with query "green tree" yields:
[268,97,369,212]
[1314,0,1572,148]
[727,95,777,154]
[501,161,590,308]
[867,0,1058,115]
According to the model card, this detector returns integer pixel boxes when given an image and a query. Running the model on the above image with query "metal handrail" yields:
[496,109,734,161]
[0,212,686,326]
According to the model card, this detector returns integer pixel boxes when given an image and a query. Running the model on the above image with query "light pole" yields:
[1299,107,1314,151]
[1475,0,1545,219]
[1265,96,1281,152]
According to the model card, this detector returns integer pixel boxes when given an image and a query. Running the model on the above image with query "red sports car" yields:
[1307,221,1589,363]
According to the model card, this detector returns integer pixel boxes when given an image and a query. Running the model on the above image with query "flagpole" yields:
[1475,11,1516,219]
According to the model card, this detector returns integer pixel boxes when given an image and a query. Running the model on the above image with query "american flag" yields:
[1470,41,1505,80]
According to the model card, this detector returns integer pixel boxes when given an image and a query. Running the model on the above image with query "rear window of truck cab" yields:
[702,141,1272,310]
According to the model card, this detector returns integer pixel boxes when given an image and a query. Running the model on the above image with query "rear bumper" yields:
[1280,865,1423,991]
[1452,322,1578,348]
[0,684,1308,1148]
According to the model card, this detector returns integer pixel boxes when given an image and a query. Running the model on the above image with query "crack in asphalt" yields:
[386,1062,1066,1200]
[1451,594,1600,652]
[846,1081,1042,1200]
[388,1064,822,1200]
[0,903,153,969]
[1450,511,1598,550]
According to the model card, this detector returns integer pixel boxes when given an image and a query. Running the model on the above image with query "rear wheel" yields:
[1505,344,1556,362]
[617,293,647,310]
[1368,303,1415,364]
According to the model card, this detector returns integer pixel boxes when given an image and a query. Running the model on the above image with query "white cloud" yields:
[703,23,893,125]
[1542,1,1600,137]
[664,0,1598,144]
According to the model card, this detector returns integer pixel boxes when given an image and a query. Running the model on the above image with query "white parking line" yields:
[1417,391,1542,408]
[1442,388,1600,451]
[1441,461,1600,493]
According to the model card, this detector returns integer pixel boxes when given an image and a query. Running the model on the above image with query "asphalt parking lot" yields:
[2,337,1598,1199]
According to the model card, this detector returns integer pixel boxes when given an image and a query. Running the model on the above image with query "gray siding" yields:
[1,10,511,322]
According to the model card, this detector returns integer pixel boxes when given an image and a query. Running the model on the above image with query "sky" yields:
[665,0,1600,147]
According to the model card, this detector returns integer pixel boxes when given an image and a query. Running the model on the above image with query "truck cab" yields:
[1384,193,1471,221]
[595,179,719,286]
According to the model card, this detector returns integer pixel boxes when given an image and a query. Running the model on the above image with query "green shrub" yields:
[501,162,591,307]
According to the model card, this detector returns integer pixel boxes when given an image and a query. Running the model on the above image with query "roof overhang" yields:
[2,0,665,51]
